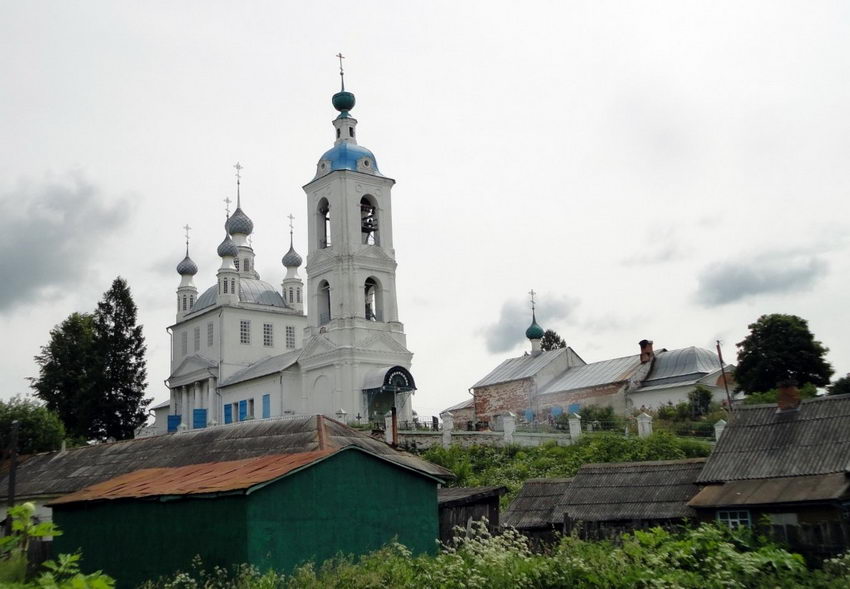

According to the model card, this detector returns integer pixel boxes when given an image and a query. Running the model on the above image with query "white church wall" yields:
[218,307,307,380]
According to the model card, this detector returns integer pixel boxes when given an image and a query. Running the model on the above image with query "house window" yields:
[240,320,251,344]
[286,326,295,349]
[717,510,751,528]
[193,326,200,351]
[234,258,240,271]
[263,323,273,347]
[181,331,188,355]
[207,322,214,347]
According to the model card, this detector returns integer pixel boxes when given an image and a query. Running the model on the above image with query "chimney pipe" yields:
[391,406,398,447]
[639,339,654,364]
[776,380,801,411]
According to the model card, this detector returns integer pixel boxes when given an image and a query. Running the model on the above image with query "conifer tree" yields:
[540,329,567,351]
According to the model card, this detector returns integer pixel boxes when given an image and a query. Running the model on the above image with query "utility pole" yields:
[716,341,734,412]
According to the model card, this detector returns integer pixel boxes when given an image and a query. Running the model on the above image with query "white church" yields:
[152,73,416,434]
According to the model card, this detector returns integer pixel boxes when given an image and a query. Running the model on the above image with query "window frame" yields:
[717,510,752,528]
[263,323,274,347]
[240,320,251,345]
[285,325,296,349]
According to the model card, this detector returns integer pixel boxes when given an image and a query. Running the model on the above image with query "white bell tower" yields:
[298,58,415,423]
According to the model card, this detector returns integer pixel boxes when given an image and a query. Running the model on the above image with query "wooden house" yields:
[689,391,850,558]
[501,478,573,542]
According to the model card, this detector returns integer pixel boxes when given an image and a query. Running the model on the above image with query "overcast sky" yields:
[2,1,849,417]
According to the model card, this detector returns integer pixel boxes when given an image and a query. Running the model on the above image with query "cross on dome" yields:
[223,196,232,216]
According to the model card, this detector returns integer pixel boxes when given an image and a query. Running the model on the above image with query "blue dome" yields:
[318,143,380,175]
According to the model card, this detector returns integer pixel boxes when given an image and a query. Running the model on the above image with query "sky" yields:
[1,1,849,418]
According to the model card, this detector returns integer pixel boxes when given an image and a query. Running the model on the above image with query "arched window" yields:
[318,198,331,249]
[182,295,187,311]
[223,279,228,294]
[364,277,383,321]
[189,294,194,308]
[318,280,331,325]
[244,259,250,272]
[297,288,302,303]
[234,259,240,271]
[289,287,294,303]
[231,279,236,295]
[360,196,379,245]
[349,127,354,138]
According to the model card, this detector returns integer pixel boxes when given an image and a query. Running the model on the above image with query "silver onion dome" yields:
[282,244,303,267]
[226,207,254,236]
[176,254,198,276]
[217,234,238,258]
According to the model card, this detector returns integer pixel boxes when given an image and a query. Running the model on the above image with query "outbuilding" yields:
[50,445,444,588]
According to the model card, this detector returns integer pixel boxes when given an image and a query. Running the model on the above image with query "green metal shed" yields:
[49,446,442,588]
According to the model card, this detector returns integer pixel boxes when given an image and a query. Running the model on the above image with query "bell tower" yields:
[299,58,414,422]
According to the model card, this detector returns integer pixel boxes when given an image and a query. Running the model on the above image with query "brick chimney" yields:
[777,380,801,411]
[639,339,654,364]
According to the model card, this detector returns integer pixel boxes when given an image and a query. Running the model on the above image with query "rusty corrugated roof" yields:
[48,450,336,505]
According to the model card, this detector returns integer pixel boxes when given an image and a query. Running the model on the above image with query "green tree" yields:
[30,312,97,440]
[540,329,566,351]
[31,278,150,441]
[828,374,850,396]
[0,397,65,455]
[734,314,833,394]
[91,277,150,440]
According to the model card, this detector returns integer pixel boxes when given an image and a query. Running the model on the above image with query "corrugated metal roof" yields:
[697,394,850,483]
[442,398,474,413]
[438,486,507,506]
[150,399,170,410]
[539,355,640,395]
[689,473,850,508]
[472,349,566,388]
[48,450,336,505]
[0,415,453,501]
[638,347,724,390]
[558,459,705,522]
[501,478,573,530]
[219,350,302,387]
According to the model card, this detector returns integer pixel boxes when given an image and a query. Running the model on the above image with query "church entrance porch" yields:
[363,366,416,424]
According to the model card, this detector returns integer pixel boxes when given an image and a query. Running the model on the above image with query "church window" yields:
[364,277,383,321]
[289,287,294,303]
[223,279,228,294]
[182,295,187,311]
[234,259,240,271]
[244,259,250,272]
[231,279,236,295]
[349,127,354,138]
[318,198,331,248]
[189,294,194,308]
[181,331,188,356]
[336,128,341,138]
[297,288,302,303]
[286,326,295,349]
[318,281,331,325]
[360,196,378,245]
[263,323,273,347]
[207,322,214,347]
[240,320,251,344]
[193,326,200,352]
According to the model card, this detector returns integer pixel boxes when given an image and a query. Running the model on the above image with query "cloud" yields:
[0,172,130,311]
[481,294,579,354]
[695,252,828,307]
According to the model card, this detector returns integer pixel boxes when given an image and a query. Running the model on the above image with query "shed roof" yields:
[697,394,850,484]
[559,459,706,522]
[472,349,566,388]
[501,478,573,530]
[638,347,723,391]
[441,397,474,414]
[0,415,453,501]
[438,486,507,507]
[539,354,640,396]
[688,472,850,508]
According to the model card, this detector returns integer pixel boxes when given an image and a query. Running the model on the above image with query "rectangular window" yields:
[286,326,295,349]
[263,323,273,347]
[248,398,255,418]
[181,331,188,355]
[717,510,751,528]
[223,279,228,294]
[240,320,251,344]
[231,278,236,294]
[262,394,270,419]
[193,326,200,352]
[207,322,214,347]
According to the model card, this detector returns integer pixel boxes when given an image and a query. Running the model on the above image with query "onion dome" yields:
[176,254,198,276]
[217,233,238,258]
[282,243,302,268]
[332,90,356,116]
[226,207,254,236]
[525,312,544,340]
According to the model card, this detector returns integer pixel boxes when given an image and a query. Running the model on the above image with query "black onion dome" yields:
[226,207,254,236]
[217,234,238,258]
[282,244,303,267]
[176,255,198,276]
